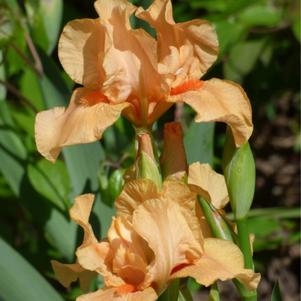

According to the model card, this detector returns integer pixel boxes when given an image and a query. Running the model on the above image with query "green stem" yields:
[236,218,254,270]
[234,280,257,301]
[236,217,257,301]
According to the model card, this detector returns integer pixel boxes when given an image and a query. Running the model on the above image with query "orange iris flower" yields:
[52,179,259,301]
[35,0,253,162]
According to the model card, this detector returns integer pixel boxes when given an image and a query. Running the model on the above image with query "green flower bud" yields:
[135,130,162,187]
[222,128,255,219]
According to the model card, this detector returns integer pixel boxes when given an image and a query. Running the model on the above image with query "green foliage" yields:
[0,238,64,301]
[0,0,299,300]
[271,282,283,301]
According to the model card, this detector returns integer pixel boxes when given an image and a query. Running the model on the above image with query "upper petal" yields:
[136,0,218,85]
[172,238,260,290]
[94,0,135,25]
[162,180,211,241]
[35,88,128,162]
[58,18,107,88]
[115,179,159,218]
[51,261,96,292]
[188,163,229,209]
[172,78,253,146]
[95,0,165,107]
[132,198,201,292]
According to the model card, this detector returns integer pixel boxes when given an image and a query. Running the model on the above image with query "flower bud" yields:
[222,128,255,219]
[135,130,162,187]
[160,122,187,179]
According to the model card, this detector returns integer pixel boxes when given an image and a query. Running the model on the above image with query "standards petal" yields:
[136,0,218,84]
[115,179,158,218]
[188,163,229,209]
[58,19,107,88]
[173,78,253,146]
[132,198,201,292]
[35,88,128,162]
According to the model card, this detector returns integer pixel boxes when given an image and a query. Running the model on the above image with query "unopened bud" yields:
[160,122,187,179]
[222,128,255,219]
[135,131,162,187]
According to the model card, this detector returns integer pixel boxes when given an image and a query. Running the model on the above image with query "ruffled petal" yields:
[108,217,153,265]
[35,88,128,162]
[94,0,135,24]
[136,0,218,85]
[76,241,126,288]
[171,78,253,146]
[58,19,107,88]
[70,194,97,246]
[188,163,229,209]
[95,0,165,113]
[51,261,96,292]
[132,198,201,292]
[115,179,158,218]
[172,238,260,290]
[162,180,210,241]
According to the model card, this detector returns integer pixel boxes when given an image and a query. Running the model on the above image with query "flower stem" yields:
[236,217,254,270]
[236,217,257,301]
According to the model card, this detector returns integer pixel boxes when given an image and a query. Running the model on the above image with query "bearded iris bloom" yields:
[35,0,253,162]
[52,180,259,300]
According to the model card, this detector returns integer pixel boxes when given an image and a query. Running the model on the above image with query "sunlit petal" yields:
[188,163,229,209]
[132,198,201,291]
[115,179,158,218]
[171,78,253,146]
[58,19,107,88]
[136,0,218,85]
[35,88,128,162]
[172,238,260,290]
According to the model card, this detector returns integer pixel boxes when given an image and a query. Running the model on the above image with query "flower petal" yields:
[94,0,135,24]
[51,261,96,292]
[188,163,229,209]
[115,179,158,218]
[132,198,201,291]
[95,0,166,110]
[136,0,218,84]
[172,238,260,290]
[70,194,97,246]
[76,240,126,288]
[162,180,211,240]
[35,88,128,162]
[172,78,253,146]
[77,287,157,301]
[58,19,107,88]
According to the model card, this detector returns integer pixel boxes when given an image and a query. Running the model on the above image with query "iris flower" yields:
[35,0,253,162]
[52,180,259,300]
